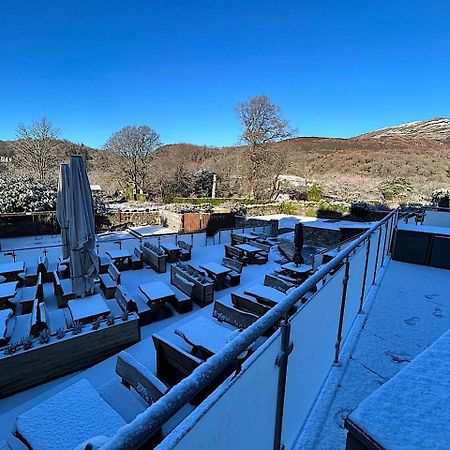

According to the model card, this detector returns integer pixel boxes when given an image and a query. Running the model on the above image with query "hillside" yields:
[1,127,449,203]
[355,117,450,142]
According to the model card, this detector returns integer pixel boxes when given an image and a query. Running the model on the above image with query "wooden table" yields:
[0,281,18,306]
[105,249,132,267]
[139,281,176,306]
[68,294,111,324]
[234,243,266,264]
[161,242,181,262]
[245,285,286,307]
[174,316,236,358]
[200,262,231,291]
[0,261,25,282]
[231,232,259,245]
[281,262,313,280]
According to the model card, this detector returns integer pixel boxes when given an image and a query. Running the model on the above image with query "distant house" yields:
[90,185,102,192]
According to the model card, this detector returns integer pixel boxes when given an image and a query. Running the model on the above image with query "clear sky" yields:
[1,0,449,148]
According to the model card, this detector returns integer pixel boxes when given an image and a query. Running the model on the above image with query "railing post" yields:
[334,258,350,364]
[381,219,391,265]
[358,239,371,313]
[372,227,383,285]
[273,317,293,450]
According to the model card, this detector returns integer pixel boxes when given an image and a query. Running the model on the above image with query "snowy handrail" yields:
[101,209,399,450]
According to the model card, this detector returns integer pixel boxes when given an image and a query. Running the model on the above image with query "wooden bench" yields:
[213,300,258,330]
[20,273,44,314]
[99,264,121,299]
[22,259,39,287]
[152,334,203,386]
[231,292,270,318]
[224,245,250,265]
[115,284,138,314]
[221,257,244,286]
[169,273,194,313]
[130,247,144,270]
[264,273,296,293]
[177,240,192,261]
[98,255,111,274]
[53,271,75,308]
[230,233,246,245]
[38,256,59,283]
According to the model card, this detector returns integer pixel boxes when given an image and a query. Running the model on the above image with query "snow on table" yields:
[68,294,111,323]
[139,281,175,303]
[15,378,126,450]
[0,261,25,276]
[200,262,231,276]
[397,222,450,237]
[105,249,132,260]
[348,327,450,449]
[234,243,265,254]
[0,282,18,302]
[281,262,313,274]
[174,316,237,355]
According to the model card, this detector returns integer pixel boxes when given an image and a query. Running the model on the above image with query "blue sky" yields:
[1,1,449,148]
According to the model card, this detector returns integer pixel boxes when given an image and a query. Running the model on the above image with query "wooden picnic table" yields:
[174,316,237,358]
[200,262,231,291]
[161,242,181,262]
[281,262,313,280]
[105,249,132,266]
[0,281,18,306]
[68,294,111,324]
[244,285,286,308]
[0,261,25,281]
[234,243,267,264]
[139,281,176,306]
[231,232,259,245]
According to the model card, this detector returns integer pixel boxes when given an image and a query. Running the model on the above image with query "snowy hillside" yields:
[355,117,450,141]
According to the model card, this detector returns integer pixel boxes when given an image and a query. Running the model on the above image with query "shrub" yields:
[431,188,450,207]
[307,183,324,202]
[72,321,83,335]
[143,242,165,256]
[92,317,101,330]
[55,327,66,340]
[106,314,115,326]
[379,178,414,201]
[280,201,297,215]
[21,336,34,350]
[3,342,20,356]
[38,329,50,344]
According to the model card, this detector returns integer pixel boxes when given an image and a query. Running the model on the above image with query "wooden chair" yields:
[231,292,270,318]
[130,247,144,270]
[264,274,296,293]
[169,273,193,313]
[99,264,121,299]
[177,240,192,261]
[53,271,75,308]
[115,285,138,314]
[213,299,258,330]
[221,257,244,286]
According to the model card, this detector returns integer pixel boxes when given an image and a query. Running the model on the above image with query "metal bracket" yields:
[275,342,294,367]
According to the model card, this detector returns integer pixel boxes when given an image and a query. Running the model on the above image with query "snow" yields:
[174,316,236,355]
[68,294,111,322]
[348,327,450,449]
[295,260,450,449]
[14,379,126,450]
[0,241,282,449]
[398,222,450,236]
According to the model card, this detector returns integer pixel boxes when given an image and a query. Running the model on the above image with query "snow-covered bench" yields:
[177,240,192,261]
[221,257,243,286]
[130,247,144,270]
[264,273,296,293]
[99,264,121,299]
[53,271,75,308]
[169,272,194,313]
[14,352,168,450]
[0,309,13,347]
[213,299,258,330]
[19,273,43,314]
[231,292,271,318]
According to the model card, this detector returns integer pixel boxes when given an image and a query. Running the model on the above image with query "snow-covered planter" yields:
[171,263,214,307]
[0,314,140,397]
[141,243,167,273]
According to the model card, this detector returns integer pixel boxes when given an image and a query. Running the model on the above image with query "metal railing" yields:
[100,209,399,450]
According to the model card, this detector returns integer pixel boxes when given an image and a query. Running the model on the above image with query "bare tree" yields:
[235,95,296,199]
[104,125,161,200]
[13,116,60,182]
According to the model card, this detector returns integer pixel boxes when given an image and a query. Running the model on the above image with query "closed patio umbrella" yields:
[293,222,305,266]
[56,164,71,260]
[68,155,98,297]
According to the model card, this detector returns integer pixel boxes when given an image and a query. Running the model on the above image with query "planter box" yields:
[142,246,167,273]
[170,265,214,307]
[0,314,140,398]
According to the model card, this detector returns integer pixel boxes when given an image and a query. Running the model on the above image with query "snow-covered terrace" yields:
[1,210,449,449]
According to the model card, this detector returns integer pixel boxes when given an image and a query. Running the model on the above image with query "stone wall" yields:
[303,227,341,248]
[108,210,160,228]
